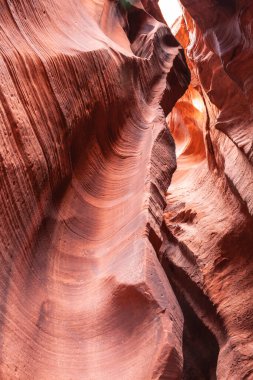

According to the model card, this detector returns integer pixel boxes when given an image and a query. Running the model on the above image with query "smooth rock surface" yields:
[164,2,253,379]
[0,1,190,379]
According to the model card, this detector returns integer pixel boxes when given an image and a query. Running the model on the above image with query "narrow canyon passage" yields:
[160,1,253,379]
[0,1,253,379]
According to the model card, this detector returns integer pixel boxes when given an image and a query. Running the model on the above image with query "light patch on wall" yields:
[192,97,205,113]
[159,0,183,28]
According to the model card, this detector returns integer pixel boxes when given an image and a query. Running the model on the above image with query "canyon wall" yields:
[164,1,253,378]
[0,0,252,379]
[0,1,190,379]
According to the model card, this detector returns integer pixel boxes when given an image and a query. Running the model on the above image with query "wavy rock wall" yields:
[1,0,252,379]
[164,1,253,379]
[0,1,190,379]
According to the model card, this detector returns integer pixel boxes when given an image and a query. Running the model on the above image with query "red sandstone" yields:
[0,1,252,379]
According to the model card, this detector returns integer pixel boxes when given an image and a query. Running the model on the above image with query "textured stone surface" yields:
[1,0,253,378]
[0,1,190,379]
[164,2,253,379]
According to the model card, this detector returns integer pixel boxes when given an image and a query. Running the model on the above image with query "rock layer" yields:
[0,1,190,379]
[1,0,252,378]
[163,2,253,379]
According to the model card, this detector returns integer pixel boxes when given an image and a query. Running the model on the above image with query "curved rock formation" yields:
[0,1,190,379]
[163,2,253,379]
[1,0,253,379]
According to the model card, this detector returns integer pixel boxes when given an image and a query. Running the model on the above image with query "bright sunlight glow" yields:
[159,0,183,28]
[192,97,205,113]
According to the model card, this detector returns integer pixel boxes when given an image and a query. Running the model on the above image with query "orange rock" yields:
[0,1,189,379]
[163,1,253,378]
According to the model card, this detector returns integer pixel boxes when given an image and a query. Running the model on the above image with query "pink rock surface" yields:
[1,0,252,378]
[164,2,253,379]
[0,1,190,379]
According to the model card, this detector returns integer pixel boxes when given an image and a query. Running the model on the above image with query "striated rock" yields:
[0,1,190,379]
[163,2,253,379]
[2,0,252,378]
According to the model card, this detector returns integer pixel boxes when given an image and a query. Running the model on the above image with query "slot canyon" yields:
[0,0,252,379]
